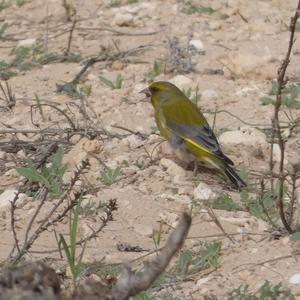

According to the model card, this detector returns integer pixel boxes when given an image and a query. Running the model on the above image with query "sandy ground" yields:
[0,0,300,299]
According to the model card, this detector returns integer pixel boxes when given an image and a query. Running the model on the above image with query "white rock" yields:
[189,39,205,53]
[18,38,36,48]
[193,182,216,201]
[126,135,143,148]
[169,75,192,90]
[219,51,277,80]
[113,13,134,26]
[201,89,218,102]
[160,158,186,177]
[196,277,210,286]
[219,127,266,147]
[87,74,98,82]
[0,151,6,159]
[0,189,18,208]
[289,273,300,284]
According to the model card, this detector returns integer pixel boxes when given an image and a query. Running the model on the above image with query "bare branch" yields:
[112,213,191,300]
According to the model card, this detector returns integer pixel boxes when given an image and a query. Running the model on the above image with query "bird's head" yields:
[140,81,183,107]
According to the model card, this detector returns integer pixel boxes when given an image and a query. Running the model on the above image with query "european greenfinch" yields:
[142,81,246,190]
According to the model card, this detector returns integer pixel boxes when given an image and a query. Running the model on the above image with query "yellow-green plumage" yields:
[145,81,246,190]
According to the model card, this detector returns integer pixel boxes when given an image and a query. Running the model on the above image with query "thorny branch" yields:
[270,1,300,233]
[8,159,90,263]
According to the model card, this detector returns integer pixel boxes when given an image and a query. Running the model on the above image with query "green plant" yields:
[99,74,123,89]
[0,22,8,38]
[177,0,216,15]
[145,60,165,82]
[227,281,295,300]
[239,190,278,223]
[79,199,107,217]
[15,0,26,6]
[173,241,222,275]
[212,194,242,211]
[17,147,68,197]
[109,0,122,7]
[152,220,165,250]
[0,1,9,11]
[34,93,45,121]
[259,80,300,109]
[59,194,87,287]
[182,87,201,105]
[100,166,121,185]
[132,292,152,300]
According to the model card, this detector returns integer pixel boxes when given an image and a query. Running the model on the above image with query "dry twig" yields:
[270,1,300,233]
[112,213,191,300]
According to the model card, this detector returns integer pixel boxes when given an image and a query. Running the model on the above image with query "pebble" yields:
[160,158,186,177]
[17,38,36,48]
[169,75,192,90]
[113,13,134,26]
[219,127,266,147]
[189,39,205,53]
[193,182,216,202]
[0,189,18,208]
[289,273,300,284]
[219,51,276,80]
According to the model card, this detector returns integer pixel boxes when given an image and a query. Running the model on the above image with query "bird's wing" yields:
[163,103,234,165]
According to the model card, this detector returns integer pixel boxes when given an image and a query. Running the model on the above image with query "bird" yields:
[141,81,246,190]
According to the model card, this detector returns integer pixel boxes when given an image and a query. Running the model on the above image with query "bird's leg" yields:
[193,160,198,176]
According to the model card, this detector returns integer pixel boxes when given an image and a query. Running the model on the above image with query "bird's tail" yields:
[224,164,246,190]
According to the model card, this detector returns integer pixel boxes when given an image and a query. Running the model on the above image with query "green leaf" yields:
[212,194,241,211]
[199,5,216,14]
[17,167,47,184]
[237,166,249,182]
[269,80,278,95]
[153,60,163,76]
[174,250,192,274]
[99,76,115,89]
[115,74,123,89]
[259,96,274,105]
[291,232,300,241]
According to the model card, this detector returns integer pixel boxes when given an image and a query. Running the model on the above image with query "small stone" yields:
[0,189,18,208]
[0,151,6,160]
[219,127,266,147]
[238,270,252,281]
[87,74,98,82]
[169,75,192,90]
[289,273,300,284]
[126,135,143,148]
[160,158,186,177]
[193,182,216,202]
[189,39,205,53]
[16,150,26,159]
[18,38,36,48]
[219,51,277,80]
[196,277,210,286]
[201,89,219,102]
[111,60,124,71]
[113,13,134,26]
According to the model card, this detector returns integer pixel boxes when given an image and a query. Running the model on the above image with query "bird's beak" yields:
[140,87,151,98]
